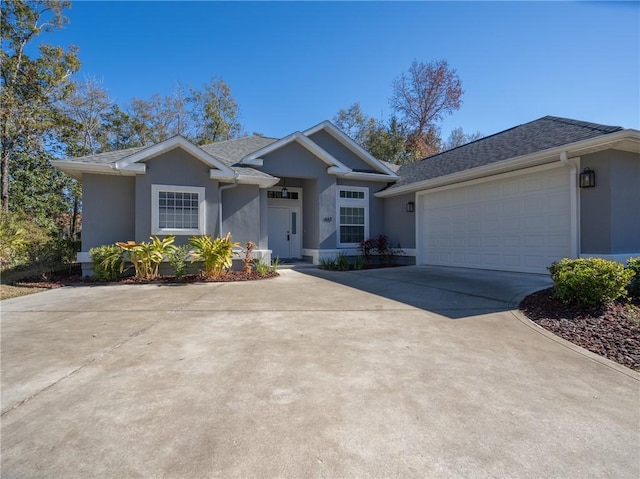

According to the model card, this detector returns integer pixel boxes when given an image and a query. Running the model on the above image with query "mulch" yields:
[520,288,640,370]
[13,270,279,289]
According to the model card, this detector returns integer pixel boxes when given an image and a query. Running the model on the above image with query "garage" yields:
[417,164,573,274]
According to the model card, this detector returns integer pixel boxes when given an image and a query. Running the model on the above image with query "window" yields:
[339,190,365,199]
[152,185,205,235]
[337,186,368,246]
[267,190,299,200]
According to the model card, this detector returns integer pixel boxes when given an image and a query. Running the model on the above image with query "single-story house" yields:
[55,116,639,276]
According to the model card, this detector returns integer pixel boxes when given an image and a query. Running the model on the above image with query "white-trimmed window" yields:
[151,185,205,235]
[337,186,368,246]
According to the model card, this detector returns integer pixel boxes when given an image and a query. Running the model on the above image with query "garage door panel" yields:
[419,166,572,274]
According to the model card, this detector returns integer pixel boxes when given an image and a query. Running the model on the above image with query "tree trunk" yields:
[1,149,9,212]
[70,194,79,239]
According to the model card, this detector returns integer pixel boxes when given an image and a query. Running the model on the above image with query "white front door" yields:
[268,206,301,260]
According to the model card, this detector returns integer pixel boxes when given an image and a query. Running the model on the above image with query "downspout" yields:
[560,152,579,259]
[219,180,238,237]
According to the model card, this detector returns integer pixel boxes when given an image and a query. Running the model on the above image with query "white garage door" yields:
[418,165,573,274]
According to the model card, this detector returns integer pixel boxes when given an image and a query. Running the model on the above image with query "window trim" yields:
[151,184,205,235]
[336,186,369,247]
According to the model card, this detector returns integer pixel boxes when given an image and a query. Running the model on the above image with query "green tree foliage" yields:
[189,77,243,144]
[333,104,409,164]
[0,0,80,212]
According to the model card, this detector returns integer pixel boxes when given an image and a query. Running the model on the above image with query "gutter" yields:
[376,128,640,198]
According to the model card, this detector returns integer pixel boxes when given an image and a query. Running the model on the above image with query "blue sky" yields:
[53,1,640,139]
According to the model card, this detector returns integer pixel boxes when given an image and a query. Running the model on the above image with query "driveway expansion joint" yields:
[1,289,212,417]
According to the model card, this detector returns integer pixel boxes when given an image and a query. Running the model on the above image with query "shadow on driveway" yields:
[296,264,553,319]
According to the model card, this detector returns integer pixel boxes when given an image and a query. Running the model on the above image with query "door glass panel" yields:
[291,212,297,234]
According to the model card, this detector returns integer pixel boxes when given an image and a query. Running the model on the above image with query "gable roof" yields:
[381,116,628,196]
[55,135,279,187]
[55,120,400,185]
[240,131,351,175]
[303,120,399,176]
[240,120,398,181]
[200,135,278,164]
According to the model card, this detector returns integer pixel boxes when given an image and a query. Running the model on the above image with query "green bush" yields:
[114,236,177,280]
[336,252,349,271]
[626,257,640,298]
[189,233,238,278]
[167,244,191,278]
[0,211,54,269]
[319,256,337,270]
[353,255,365,270]
[548,257,634,308]
[90,245,123,281]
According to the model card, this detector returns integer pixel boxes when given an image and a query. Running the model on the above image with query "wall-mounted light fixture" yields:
[406,201,415,213]
[281,178,288,198]
[579,167,595,188]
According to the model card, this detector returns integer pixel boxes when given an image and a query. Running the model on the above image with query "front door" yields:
[268,206,301,260]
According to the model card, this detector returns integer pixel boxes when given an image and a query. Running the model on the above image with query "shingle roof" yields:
[390,116,623,189]
[63,146,147,165]
[199,136,278,179]
[58,136,279,180]
[200,135,278,165]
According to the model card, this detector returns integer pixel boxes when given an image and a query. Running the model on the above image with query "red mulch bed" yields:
[14,270,279,289]
[520,287,640,370]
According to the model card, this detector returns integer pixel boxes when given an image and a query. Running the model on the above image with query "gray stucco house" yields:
[56,116,639,275]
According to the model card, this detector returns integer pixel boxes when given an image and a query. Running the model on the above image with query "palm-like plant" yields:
[114,236,176,279]
[189,232,238,278]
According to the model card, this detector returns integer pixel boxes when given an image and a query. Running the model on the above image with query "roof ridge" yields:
[418,121,528,162]
[416,115,622,164]
[543,115,623,132]
[201,135,279,148]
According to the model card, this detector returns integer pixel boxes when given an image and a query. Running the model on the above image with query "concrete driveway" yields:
[1,266,639,478]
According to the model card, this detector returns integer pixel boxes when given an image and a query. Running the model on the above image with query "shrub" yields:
[358,234,404,264]
[167,245,191,278]
[548,257,634,308]
[256,260,270,276]
[336,252,349,271]
[255,257,278,277]
[319,256,337,270]
[190,233,238,278]
[242,241,256,273]
[0,211,54,269]
[353,255,365,270]
[626,257,640,298]
[358,238,376,260]
[115,236,176,280]
[90,244,123,281]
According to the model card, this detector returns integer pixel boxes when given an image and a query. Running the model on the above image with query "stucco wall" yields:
[255,141,402,253]
[302,178,320,249]
[221,184,261,245]
[336,179,388,241]
[134,149,219,244]
[382,192,416,249]
[81,174,135,250]
[581,150,639,254]
[259,142,338,250]
[307,130,375,171]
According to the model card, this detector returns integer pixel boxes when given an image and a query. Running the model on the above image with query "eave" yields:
[376,129,640,198]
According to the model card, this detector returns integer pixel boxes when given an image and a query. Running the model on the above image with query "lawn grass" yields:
[0,284,47,300]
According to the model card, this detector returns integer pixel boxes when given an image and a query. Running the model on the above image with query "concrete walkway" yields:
[1,266,639,478]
